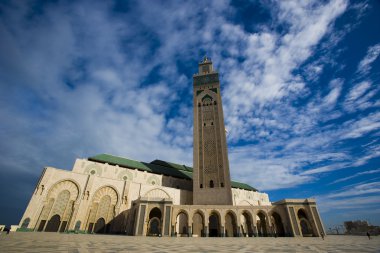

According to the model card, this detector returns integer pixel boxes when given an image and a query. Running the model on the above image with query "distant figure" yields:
[367,231,371,240]
[320,231,325,240]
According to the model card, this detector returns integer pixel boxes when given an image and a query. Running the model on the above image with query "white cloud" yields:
[331,168,380,184]
[327,182,380,198]
[357,43,380,74]
[341,112,380,139]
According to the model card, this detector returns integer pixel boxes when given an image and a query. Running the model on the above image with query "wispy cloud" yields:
[331,168,380,184]
[357,43,380,75]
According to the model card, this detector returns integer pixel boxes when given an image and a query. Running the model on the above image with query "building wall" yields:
[19,159,193,232]
[19,158,322,237]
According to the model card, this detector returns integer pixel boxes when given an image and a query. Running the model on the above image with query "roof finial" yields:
[202,54,211,63]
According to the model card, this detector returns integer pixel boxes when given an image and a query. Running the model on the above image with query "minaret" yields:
[193,56,233,205]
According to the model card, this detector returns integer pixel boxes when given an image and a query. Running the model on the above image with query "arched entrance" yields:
[256,212,268,237]
[45,214,61,232]
[192,211,204,237]
[271,212,285,237]
[298,209,313,237]
[240,212,254,237]
[94,218,106,234]
[225,212,237,237]
[176,212,188,236]
[147,207,162,236]
[209,212,220,237]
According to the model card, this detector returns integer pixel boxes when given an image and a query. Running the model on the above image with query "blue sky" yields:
[0,0,379,230]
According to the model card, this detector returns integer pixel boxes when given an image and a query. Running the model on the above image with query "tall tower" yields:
[193,56,233,205]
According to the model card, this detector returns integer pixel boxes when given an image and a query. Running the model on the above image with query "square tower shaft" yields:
[192,57,233,205]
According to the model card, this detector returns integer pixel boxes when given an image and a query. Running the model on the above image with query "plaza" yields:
[0,233,379,253]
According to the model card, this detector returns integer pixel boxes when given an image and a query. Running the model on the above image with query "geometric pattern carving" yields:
[50,190,70,217]
[143,188,171,199]
[84,164,102,176]
[87,187,118,225]
[47,180,80,201]
[41,198,54,220]
[97,195,111,219]
[117,170,133,181]
[202,102,218,175]
[146,175,160,186]
[92,186,118,206]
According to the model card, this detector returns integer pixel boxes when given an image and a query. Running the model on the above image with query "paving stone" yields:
[0,233,379,252]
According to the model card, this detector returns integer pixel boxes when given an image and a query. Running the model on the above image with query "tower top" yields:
[197,55,214,75]
[200,55,211,64]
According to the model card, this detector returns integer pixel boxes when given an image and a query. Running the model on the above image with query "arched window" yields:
[75,221,81,231]
[21,218,30,228]
[210,180,214,188]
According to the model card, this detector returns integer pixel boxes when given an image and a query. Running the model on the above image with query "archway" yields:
[271,212,285,237]
[192,211,204,237]
[147,207,162,236]
[208,212,220,237]
[74,221,81,231]
[225,212,237,237]
[240,212,254,237]
[94,218,106,234]
[45,214,61,232]
[176,212,188,236]
[256,212,268,237]
[297,209,313,237]
[21,218,30,228]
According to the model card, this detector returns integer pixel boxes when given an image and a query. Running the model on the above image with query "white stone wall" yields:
[232,188,271,206]
[19,159,194,231]
[20,158,269,231]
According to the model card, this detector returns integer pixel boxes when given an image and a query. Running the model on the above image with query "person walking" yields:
[366,231,371,240]
[320,231,325,240]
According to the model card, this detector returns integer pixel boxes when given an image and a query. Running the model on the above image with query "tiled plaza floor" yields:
[0,233,379,253]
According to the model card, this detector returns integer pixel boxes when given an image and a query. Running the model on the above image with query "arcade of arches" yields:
[125,202,324,237]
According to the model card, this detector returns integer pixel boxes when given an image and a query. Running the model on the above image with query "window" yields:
[202,65,210,73]
[200,184,203,188]
[210,180,214,188]
[221,183,224,187]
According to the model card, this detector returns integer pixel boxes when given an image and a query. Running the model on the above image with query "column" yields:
[204,225,209,237]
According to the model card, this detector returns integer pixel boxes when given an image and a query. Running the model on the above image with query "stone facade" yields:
[19,58,325,237]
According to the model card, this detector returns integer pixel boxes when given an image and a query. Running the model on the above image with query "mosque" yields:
[19,58,325,237]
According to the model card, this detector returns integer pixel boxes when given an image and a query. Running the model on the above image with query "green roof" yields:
[88,154,258,192]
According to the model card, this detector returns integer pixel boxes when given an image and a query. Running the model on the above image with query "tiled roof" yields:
[88,154,258,192]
